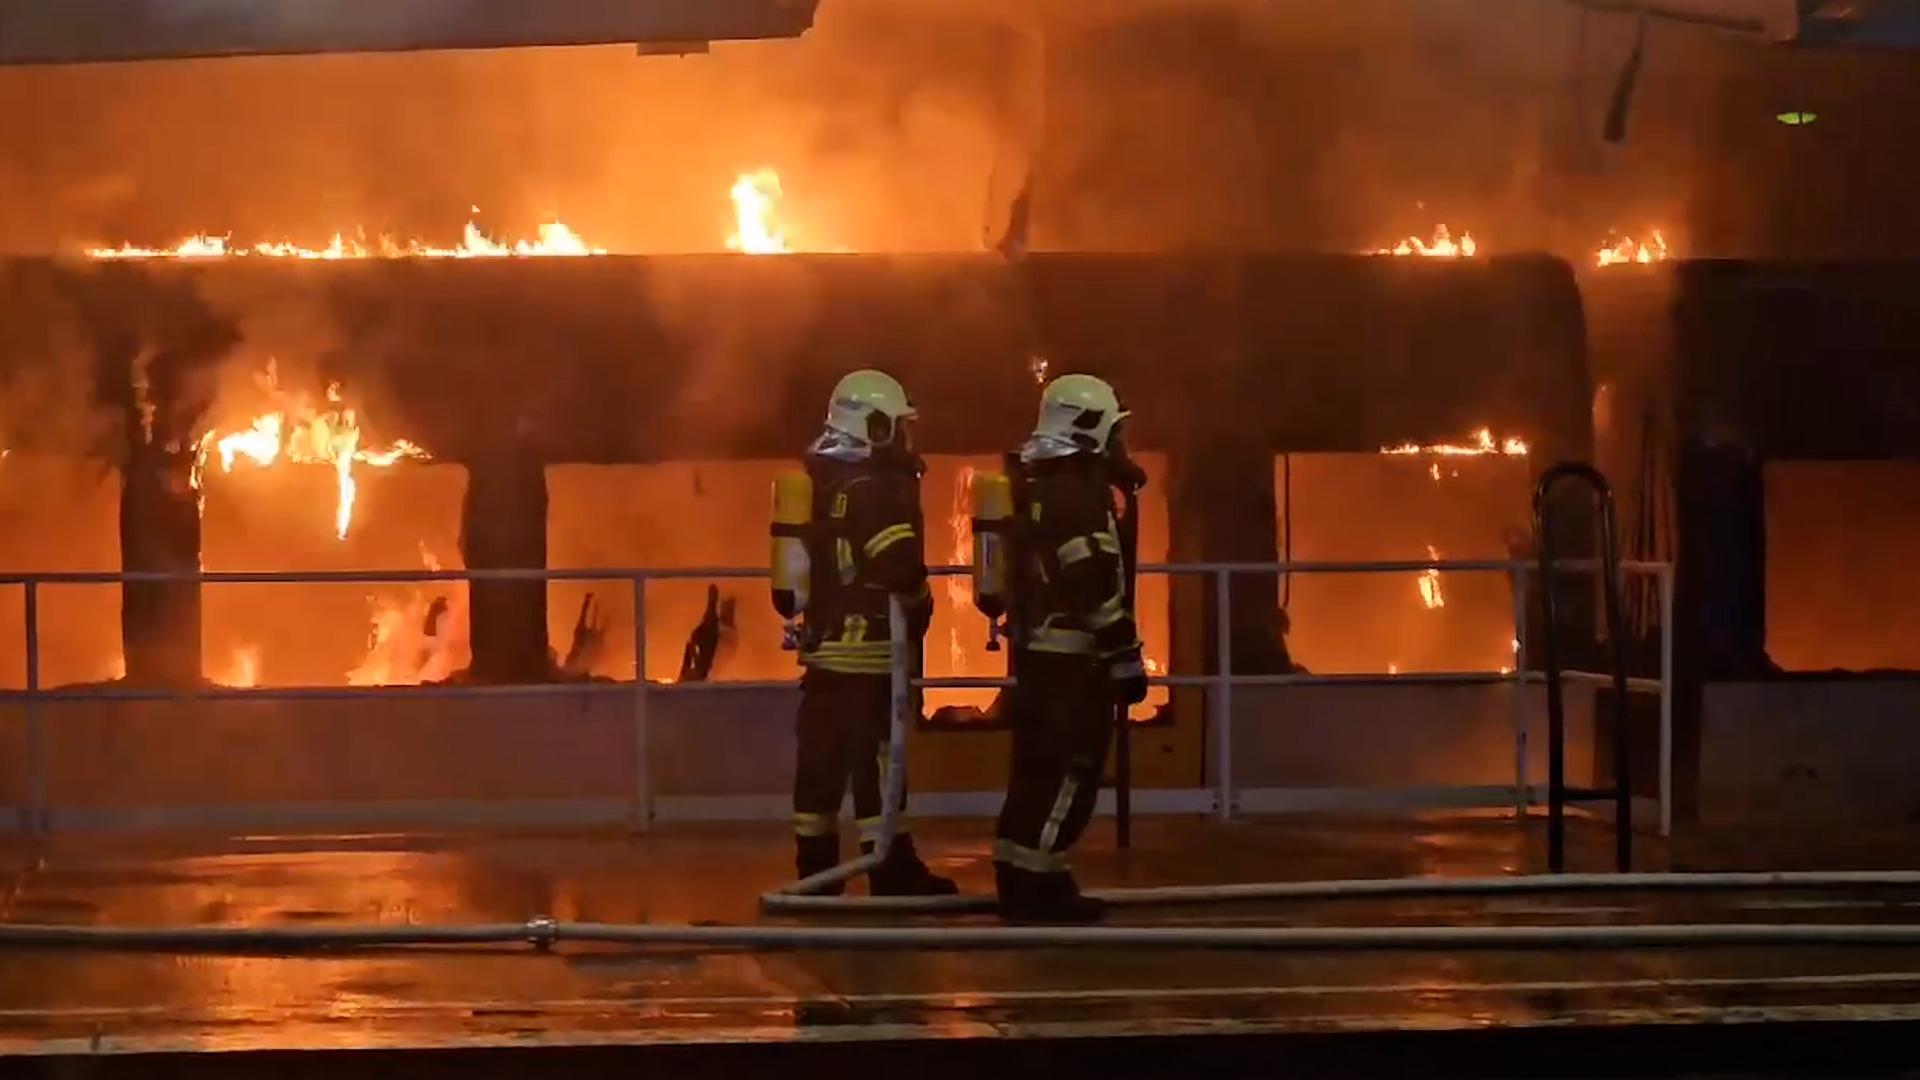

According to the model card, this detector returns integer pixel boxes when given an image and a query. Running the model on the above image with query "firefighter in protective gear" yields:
[788,370,956,897]
[995,373,1149,923]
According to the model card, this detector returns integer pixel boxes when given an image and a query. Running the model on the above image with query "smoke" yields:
[0,0,1913,260]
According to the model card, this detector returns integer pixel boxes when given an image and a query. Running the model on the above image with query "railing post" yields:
[1509,564,1530,819]
[1659,565,1675,838]
[23,580,44,840]
[1535,463,1634,874]
[629,576,651,832]
[1213,568,1233,823]
[880,593,909,857]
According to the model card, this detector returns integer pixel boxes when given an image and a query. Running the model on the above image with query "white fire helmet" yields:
[824,369,917,447]
[1033,373,1130,453]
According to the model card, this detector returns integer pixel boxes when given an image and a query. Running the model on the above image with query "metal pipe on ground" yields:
[16,919,1920,953]
[763,871,1920,916]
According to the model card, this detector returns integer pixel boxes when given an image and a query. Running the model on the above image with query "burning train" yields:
[2,0,1920,836]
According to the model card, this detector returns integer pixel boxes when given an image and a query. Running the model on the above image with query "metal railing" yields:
[1536,463,1636,873]
[0,557,1673,843]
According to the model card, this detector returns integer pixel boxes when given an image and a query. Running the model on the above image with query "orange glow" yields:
[1595,230,1670,267]
[1382,428,1529,458]
[212,645,260,688]
[726,169,791,255]
[1375,225,1477,258]
[193,366,429,540]
[86,217,606,260]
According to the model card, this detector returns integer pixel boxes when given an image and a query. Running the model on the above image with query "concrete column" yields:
[1167,435,1292,678]
[118,442,201,687]
[461,449,550,684]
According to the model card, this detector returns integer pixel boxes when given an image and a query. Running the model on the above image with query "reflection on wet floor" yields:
[3,815,1920,1057]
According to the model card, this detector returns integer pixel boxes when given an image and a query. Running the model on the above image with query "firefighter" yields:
[994,373,1149,923]
[788,369,956,896]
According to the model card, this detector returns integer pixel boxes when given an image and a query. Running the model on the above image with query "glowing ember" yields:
[86,218,605,261]
[1382,428,1529,457]
[1595,230,1670,267]
[1418,545,1447,611]
[348,546,469,686]
[213,645,261,688]
[193,366,429,540]
[726,169,791,255]
[1376,225,1478,258]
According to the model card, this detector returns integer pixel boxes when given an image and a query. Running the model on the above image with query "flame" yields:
[1382,428,1530,457]
[1418,545,1447,611]
[213,645,261,688]
[726,169,791,255]
[348,545,470,686]
[1595,230,1670,267]
[1376,225,1478,258]
[948,466,976,673]
[194,367,430,539]
[86,218,605,261]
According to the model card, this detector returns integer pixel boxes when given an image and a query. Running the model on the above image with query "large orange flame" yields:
[726,169,791,255]
[193,367,429,540]
[948,465,975,673]
[348,545,470,686]
[86,217,606,261]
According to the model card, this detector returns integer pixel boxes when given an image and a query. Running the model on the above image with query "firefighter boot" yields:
[994,863,1107,924]
[795,834,846,896]
[864,834,959,896]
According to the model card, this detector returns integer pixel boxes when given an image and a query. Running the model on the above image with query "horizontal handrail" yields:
[0,669,1668,703]
[0,558,1672,586]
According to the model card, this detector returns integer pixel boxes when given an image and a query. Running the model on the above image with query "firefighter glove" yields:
[1109,647,1149,705]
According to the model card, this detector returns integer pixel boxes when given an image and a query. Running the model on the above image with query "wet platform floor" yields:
[6,814,1920,1075]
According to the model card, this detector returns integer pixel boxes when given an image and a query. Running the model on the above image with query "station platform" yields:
[6,813,1920,1076]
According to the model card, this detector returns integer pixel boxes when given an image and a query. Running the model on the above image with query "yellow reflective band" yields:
[864,523,916,560]
[1027,625,1097,655]
[1037,776,1080,855]
[994,838,1068,873]
[835,538,856,584]
[1056,536,1094,566]
[856,815,886,842]
[1092,531,1121,555]
[807,638,890,657]
[802,656,894,674]
[793,812,837,838]
[1088,594,1128,629]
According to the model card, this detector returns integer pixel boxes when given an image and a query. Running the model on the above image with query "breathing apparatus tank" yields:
[770,471,813,650]
[970,470,1014,651]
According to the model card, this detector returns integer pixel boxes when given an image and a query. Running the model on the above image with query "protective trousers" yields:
[793,668,896,850]
[994,651,1113,873]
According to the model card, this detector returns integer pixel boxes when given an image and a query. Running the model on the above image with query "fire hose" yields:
[13,919,1920,954]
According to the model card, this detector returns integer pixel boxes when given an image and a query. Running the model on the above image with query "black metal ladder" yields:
[1533,463,1634,874]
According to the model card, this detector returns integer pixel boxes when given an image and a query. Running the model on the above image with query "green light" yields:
[1775,111,1819,126]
